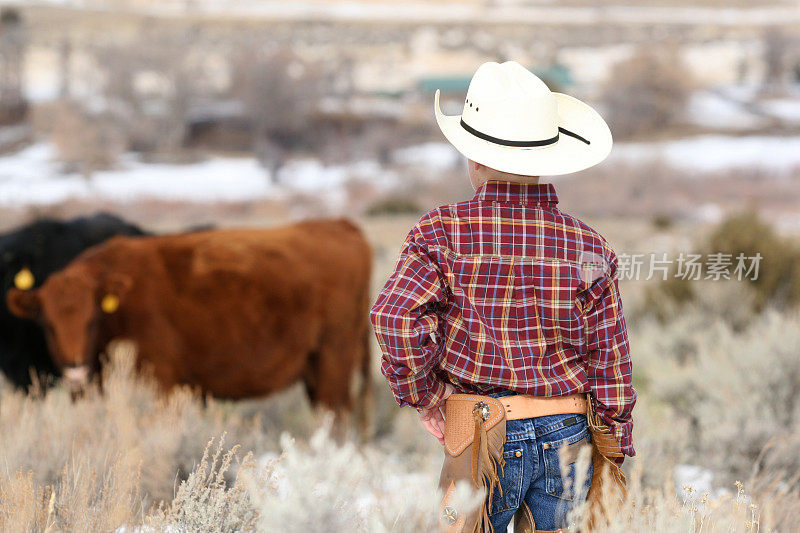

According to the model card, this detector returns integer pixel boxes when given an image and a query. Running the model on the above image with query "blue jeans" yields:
[486,391,593,531]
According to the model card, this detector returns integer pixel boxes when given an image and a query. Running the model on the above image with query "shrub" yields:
[705,210,800,309]
[147,436,259,532]
[49,100,125,177]
[651,213,674,231]
[643,210,800,322]
[636,308,800,485]
[240,421,477,532]
[366,196,423,216]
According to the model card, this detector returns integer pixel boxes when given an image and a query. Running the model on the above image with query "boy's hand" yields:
[418,383,455,445]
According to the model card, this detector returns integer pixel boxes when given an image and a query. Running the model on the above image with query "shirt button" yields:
[542,443,550,449]
[515,450,522,458]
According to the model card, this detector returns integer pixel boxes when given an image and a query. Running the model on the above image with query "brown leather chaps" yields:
[437,393,626,533]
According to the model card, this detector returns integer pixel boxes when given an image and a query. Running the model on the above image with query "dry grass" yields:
[567,469,788,532]
[0,304,798,531]
[0,341,310,531]
[147,436,259,532]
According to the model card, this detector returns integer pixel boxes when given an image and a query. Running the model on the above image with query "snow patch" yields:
[686,92,767,130]
[674,464,719,497]
[610,135,800,175]
[762,98,800,123]
[1,135,799,208]
[0,144,273,206]
[392,142,461,171]
[0,143,410,207]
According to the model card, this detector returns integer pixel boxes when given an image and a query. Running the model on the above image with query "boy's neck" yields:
[473,175,541,190]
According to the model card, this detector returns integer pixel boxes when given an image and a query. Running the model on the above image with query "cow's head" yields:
[6,270,132,391]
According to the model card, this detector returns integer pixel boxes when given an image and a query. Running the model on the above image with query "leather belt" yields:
[500,393,587,421]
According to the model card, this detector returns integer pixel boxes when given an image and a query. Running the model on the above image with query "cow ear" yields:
[101,273,132,314]
[7,288,41,319]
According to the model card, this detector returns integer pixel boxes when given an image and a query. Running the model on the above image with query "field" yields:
[2,211,800,532]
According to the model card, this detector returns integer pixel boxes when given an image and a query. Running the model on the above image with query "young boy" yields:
[370,61,635,532]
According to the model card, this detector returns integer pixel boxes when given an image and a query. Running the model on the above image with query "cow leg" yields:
[303,344,359,442]
[302,350,321,404]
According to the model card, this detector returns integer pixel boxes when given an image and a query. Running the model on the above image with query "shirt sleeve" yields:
[581,252,636,458]
[369,224,448,411]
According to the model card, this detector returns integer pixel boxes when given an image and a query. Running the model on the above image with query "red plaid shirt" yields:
[370,181,635,456]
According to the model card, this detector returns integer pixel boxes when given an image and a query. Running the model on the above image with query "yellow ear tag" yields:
[101,294,120,314]
[14,267,34,290]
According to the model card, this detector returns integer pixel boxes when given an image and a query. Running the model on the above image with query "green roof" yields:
[418,64,573,93]
[418,76,473,93]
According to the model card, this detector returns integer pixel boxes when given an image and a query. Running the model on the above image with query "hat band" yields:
[460,119,590,147]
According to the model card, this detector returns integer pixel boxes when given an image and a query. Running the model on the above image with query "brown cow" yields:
[7,219,372,434]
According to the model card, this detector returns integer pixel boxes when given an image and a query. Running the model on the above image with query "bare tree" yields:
[58,37,72,99]
[762,26,791,95]
[0,8,27,125]
[91,24,210,158]
[601,44,695,140]
[228,47,327,181]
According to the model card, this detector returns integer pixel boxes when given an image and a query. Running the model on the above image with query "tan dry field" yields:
[2,201,800,530]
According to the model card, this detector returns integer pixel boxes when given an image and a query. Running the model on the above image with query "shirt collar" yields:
[474,180,559,206]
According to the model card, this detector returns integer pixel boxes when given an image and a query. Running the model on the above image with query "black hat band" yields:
[460,119,590,147]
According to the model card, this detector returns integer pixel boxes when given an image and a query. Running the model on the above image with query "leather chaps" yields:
[437,393,626,533]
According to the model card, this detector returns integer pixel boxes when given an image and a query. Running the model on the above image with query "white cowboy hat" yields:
[434,61,612,176]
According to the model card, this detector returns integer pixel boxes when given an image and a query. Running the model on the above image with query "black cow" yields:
[0,213,145,388]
